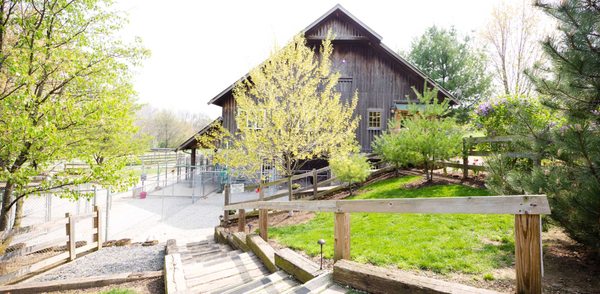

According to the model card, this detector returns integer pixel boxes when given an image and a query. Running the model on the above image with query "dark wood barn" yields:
[185,4,455,155]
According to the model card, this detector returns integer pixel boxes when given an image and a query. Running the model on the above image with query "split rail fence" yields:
[0,206,103,285]
[437,135,539,179]
[223,166,336,222]
[225,195,551,294]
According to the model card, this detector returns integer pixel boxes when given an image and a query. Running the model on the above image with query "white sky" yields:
[116,0,523,119]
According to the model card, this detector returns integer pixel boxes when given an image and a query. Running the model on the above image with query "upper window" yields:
[368,110,382,130]
[240,109,265,130]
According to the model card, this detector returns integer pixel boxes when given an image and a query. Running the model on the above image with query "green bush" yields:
[373,85,463,181]
[329,153,371,195]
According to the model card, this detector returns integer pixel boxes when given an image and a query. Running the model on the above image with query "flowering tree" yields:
[229,34,359,178]
[473,95,559,137]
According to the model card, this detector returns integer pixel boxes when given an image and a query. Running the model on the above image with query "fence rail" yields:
[0,206,102,285]
[436,135,539,179]
[225,194,551,294]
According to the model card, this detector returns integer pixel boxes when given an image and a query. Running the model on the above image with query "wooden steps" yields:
[165,233,350,294]
[284,272,349,294]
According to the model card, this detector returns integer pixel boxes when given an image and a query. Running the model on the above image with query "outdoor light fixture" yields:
[317,239,326,270]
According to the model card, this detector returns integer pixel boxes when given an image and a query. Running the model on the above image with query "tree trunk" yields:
[13,198,24,228]
[0,181,14,231]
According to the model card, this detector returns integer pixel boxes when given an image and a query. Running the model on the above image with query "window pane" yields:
[368,111,381,129]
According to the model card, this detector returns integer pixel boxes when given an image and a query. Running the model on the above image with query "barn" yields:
[180,4,454,163]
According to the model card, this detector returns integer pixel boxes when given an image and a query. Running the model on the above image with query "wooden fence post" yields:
[462,137,469,179]
[288,177,294,216]
[259,209,268,241]
[288,177,293,201]
[223,185,230,223]
[93,206,102,250]
[312,169,317,198]
[65,213,75,261]
[238,209,246,233]
[334,212,350,261]
[515,214,542,294]
[259,182,264,200]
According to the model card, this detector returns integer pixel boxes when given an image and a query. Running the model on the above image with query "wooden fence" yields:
[223,166,336,223]
[0,206,103,285]
[225,195,551,294]
[437,135,538,179]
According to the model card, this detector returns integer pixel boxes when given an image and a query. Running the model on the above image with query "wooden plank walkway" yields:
[175,240,299,293]
[167,236,350,294]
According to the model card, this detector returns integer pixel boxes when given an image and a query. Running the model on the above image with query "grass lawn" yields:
[270,175,514,275]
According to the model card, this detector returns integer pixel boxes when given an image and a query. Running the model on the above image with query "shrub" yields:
[373,85,463,181]
[330,153,371,195]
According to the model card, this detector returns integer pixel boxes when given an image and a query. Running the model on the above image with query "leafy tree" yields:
[229,33,359,177]
[489,0,600,252]
[329,154,371,195]
[0,0,148,233]
[472,95,560,137]
[372,122,417,175]
[373,85,463,181]
[471,95,560,196]
[135,105,211,148]
[406,26,492,121]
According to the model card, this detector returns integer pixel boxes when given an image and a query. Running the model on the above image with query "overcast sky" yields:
[116,0,528,119]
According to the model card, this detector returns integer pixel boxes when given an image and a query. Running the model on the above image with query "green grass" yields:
[270,175,514,274]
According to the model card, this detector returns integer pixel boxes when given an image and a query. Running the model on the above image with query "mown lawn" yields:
[270,175,514,274]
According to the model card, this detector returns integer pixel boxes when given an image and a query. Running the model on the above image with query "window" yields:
[368,110,382,130]
[239,109,266,130]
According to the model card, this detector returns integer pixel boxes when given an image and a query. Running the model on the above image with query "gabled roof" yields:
[177,117,223,151]
[207,4,456,107]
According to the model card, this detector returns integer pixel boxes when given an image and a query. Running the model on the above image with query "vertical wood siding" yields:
[220,14,435,153]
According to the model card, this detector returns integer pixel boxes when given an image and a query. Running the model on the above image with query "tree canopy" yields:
[0,0,148,231]
[480,0,600,252]
[225,33,359,178]
[406,26,492,121]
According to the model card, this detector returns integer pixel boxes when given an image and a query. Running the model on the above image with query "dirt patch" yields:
[227,210,316,234]
[401,177,457,189]
[540,228,600,294]
[45,277,164,294]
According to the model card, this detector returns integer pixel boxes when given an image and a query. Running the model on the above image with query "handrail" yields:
[228,193,551,293]
[224,195,551,215]
[466,135,534,144]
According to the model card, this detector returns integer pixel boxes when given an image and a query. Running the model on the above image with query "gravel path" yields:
[33,245,165,282]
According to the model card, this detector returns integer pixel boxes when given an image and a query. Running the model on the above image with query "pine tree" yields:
[528,0,600,252]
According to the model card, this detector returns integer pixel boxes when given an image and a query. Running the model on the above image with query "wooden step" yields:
[318,283,349,293]
[183,252,256,273]
[221,271,290,294]
[185,240,215,247]
[182,249,243,263]
[181,250,244,265]
[188,266,271,293]
[179,243,227,254]
[275,248,321,283]
[252,276,299,293]
[180,246,232,259]
[184,254,263,280]
[283,272,333,294]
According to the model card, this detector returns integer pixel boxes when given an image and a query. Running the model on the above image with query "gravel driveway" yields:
[33,245,164,282]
